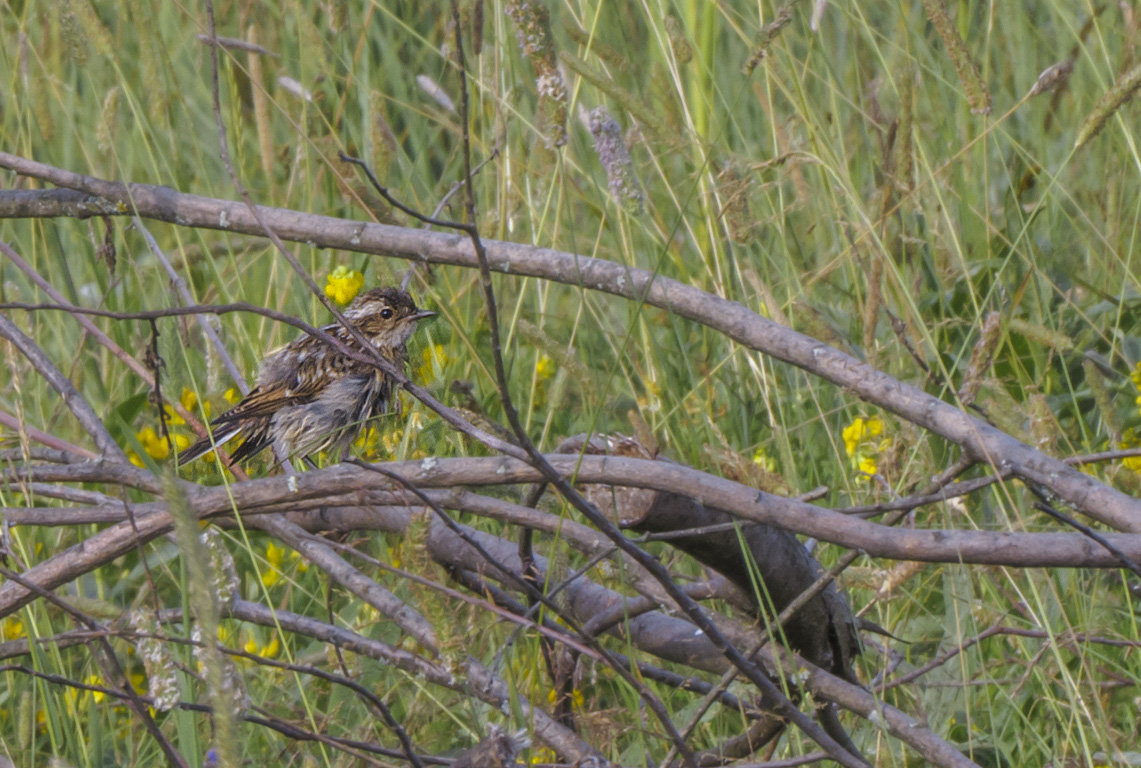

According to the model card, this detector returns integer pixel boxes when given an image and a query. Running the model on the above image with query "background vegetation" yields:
[1,1,1140,766]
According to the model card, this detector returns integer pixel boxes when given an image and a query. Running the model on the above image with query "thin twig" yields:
[0,311,127,462]
[0,408,99,459]
[131,216,250,394]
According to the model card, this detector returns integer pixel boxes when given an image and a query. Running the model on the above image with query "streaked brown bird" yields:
[178,287,435,466]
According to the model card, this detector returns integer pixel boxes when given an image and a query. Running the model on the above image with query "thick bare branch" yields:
[0,156,1135,530]
[5,457,1141,582]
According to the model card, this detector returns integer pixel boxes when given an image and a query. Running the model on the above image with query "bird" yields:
[178,286,435,467]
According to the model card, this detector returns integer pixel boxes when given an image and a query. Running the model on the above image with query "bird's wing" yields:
[182,330,386,466]
[217,337,368,424]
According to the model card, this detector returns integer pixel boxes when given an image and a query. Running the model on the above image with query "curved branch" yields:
[192,458,1141,566]
[5,455,1141,624]
[0,156,1135,530]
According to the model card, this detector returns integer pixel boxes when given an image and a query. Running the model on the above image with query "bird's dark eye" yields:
[380,307,394,319]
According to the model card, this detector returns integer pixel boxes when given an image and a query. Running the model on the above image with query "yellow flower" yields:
[842,416,884,457]
[259,636,280,658]
[261,541,286,587]
[382,428,404,454]
[260,542,306,585]
[535,353,555,380]
[1,617,25,640]
[136,426,170,461]
[546,688,585,708]
[223,387,241,404]
[243,637,258,655]
[842,415,889,479]
[179,387,210,418]
[530,748,557,765]
[161,404,185,426]
[417,343,448,382]
[752,447,775,472]
[85,674,105,704]
[325,265,365,305]
[133,426,194,462]
[353,425,382,458]
[1119,428,1141,473]
[289,548,308,573]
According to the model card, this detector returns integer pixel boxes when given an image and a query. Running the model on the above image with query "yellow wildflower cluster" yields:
[1120,428,1141,473]
[324,265,364,305]
[261,540,307,588]
[133,426,189,463]
[535,354,554,380]
[128,387,204,466]
[529,747,558,765]
[0,616,24,641]
[352,422,418,460]
[84,674,106,704]
[842,415,891,478]
[243,634,281,659]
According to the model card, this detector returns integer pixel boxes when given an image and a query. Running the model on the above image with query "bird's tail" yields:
[177,427,240,466]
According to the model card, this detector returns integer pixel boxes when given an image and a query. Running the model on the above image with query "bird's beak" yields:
[411,309,437,322]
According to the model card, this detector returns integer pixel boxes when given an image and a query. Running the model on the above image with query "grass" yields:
[2,1,1141,766]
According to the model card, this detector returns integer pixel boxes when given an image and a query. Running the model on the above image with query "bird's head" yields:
[344,287,435,347]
